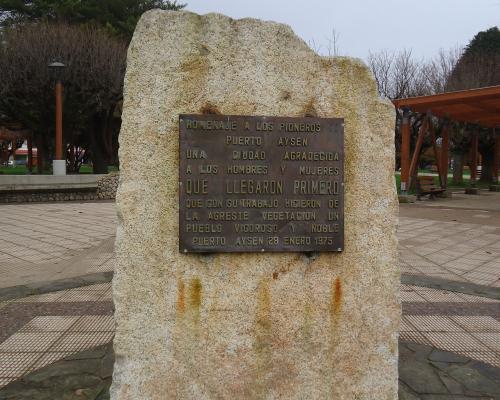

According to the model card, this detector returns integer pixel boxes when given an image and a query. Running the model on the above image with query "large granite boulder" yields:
[112,10,398,400]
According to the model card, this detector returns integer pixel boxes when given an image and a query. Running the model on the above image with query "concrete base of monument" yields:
[52,160,66,176]
[398,194,416,203]
[465,187,480,195]
[437,190,453,198]
[490,184,500,192]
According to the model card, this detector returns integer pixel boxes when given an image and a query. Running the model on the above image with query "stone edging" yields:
[2,341,500,399]
[402,273,500,301]
[0,344,113,399]
[0,271,113,301]
[0,173,118,203]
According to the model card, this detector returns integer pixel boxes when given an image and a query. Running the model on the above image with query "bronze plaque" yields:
[179,114,344,253]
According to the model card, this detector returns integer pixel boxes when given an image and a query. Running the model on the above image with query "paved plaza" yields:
[0,192,499,397]
[0,202,116,289]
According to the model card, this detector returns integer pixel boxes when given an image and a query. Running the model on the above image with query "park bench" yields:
[416,176,445,200]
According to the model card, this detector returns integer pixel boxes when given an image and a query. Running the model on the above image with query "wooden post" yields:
[440,122,450,188]
[400,109,411,193]
[493,128,499,184]
[27,133,33,173]
[408,116,428,188]
[55,80,63,160]
[470,128,479,186]
[428,117,443,187]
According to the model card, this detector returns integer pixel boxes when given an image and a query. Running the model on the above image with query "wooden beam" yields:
[470,128,479,186]
[400,110,411,192]
[393,85,500,110]
[442,111,498,121]
[408,116,428,188]
[428,118,443,187]
[493,128,500,184]
[469,101,500,114]
[440,122,450,188]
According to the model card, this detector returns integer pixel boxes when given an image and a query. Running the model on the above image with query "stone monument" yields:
[112,10,399,400]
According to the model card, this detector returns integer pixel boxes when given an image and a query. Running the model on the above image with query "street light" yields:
[48,61,66,176]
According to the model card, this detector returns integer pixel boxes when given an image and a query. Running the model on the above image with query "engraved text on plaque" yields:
[179,114,344,252]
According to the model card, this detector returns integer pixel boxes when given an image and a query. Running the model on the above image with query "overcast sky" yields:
[185,0,500,61]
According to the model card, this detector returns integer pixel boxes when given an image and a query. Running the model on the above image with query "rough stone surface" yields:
[96,172,119,200]
[0,190,97,203]
[112,10,399,400]
[465,187,480,195]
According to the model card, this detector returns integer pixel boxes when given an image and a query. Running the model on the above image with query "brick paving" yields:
[0,195,499,394]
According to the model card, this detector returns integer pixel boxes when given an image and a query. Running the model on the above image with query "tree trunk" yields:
[35,133,48,174]
[479,148,493,182]
[452,152,464,184]
[90,114,108,174]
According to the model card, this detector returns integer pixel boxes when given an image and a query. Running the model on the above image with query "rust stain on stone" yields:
[302,302,313,344]
[327,277,343,397]
[200,102,220,115]
[189,277,202,310]
[303,100,317,117]
[333,277,342,315]
[252,279,272,397]
[176,278,185,314]
[180,57,206,73]
[255,279,271,345]
[272,272,279,280]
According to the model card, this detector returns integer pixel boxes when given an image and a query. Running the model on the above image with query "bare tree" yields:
[0,22,127,173]
[308,28,342,56]
[367,49,424,100]
[367,50,394,98]
[422,47,462,94]
[325,28,340,57]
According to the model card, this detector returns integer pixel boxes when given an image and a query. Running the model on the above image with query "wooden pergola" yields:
[393,85,500,193]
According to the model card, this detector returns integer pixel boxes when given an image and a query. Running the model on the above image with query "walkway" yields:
[0,192,499,398]
[0,202,116,289]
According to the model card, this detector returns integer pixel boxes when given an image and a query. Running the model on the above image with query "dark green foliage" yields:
[447,27,500,91]
[465,27,500,56]
[0,22,127,172]
[0,0,186,38]
[446,27,500,183]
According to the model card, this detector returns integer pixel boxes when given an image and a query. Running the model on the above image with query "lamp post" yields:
[48,61,66,175]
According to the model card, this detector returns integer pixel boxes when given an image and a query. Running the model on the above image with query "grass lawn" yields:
[394,173,493,194]
[0,165,118,175]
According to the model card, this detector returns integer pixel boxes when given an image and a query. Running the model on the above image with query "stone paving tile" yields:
[2,341,500,400]
[0,332,64,352]
[2,205,495,292]
[18,316,79,332]
[1,282,498,388]
[399,217,500,288]
[0,353,40,378]
[0,286,114,388]
[0,204,499,391]
[400,283,500,369]
[424,332,490,353]
[451,316,500,332]
[0,202,117,289]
